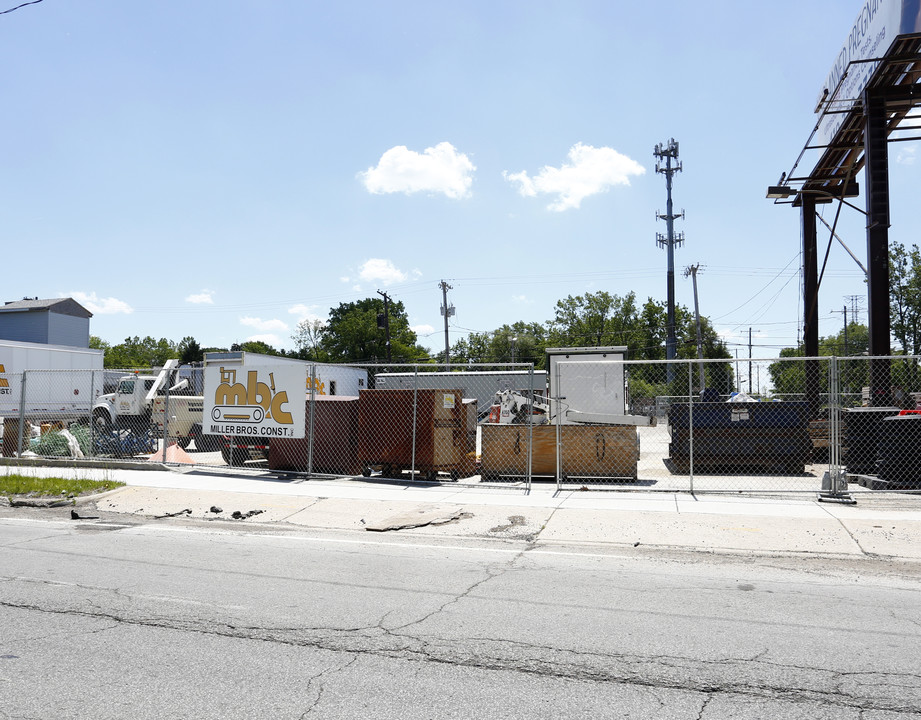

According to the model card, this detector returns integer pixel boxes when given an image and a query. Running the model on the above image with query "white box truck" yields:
[0,339,104,420]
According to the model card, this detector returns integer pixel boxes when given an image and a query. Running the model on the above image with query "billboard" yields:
[816,0,921,148]
[204,364,306,439]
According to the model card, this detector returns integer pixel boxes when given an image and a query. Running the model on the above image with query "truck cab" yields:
[93,374,157,430]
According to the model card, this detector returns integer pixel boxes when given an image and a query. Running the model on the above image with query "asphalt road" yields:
[2,514,921,719]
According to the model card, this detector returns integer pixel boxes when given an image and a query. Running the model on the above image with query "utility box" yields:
[545,346,627,418]
[268,396,361,475]
[357,389,476,481]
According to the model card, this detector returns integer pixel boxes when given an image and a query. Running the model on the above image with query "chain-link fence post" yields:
[88,369,96,459]
[411,365,418,480]
[526,363,534,492]
[161,375,171,463]
[307,364,317,478]
[554,361,563,490]
[16,371,27,457]
[688,360,694,494]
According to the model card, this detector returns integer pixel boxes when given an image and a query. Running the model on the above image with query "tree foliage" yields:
[890,241,921,356]
[101,336,179,369]
[439,321,547,366]
[314,298,429,363]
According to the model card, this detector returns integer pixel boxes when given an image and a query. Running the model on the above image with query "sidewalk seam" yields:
[817,502,869,557]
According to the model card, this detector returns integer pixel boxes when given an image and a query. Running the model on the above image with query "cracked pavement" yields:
[2,513,921,718]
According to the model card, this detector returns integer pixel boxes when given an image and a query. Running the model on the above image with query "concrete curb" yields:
[0,457,171,472]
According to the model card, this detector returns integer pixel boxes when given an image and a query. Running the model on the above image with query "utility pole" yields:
[845,294,864,325]
[439,280,454,370]
[683,264,705,391]
[655,139,684,384]
[832,304,849,355]
[748,328,753,396]
[376,290,391,363]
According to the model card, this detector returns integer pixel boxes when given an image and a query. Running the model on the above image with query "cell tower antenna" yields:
[655,138,685,383]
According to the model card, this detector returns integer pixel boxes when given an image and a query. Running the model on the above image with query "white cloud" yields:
[245,333,282,347]
[359,142,475,199]
[288,304,325,324]
[896,145,917,166]
[411,324,436,336]
[511,294,531,304]
[240,316,289,332]
[185,290,214,304]
[66,291,133,315]
[358,258,407,285]
[504,142,646,211]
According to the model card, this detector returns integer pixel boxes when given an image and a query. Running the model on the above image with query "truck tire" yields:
[176,435,191,450]
[221,442,248,466]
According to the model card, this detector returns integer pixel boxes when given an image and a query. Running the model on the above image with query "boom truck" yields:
[92,353,369,463]
[91,359,214,450]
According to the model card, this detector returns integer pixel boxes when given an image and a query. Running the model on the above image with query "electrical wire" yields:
[0,0,42,15]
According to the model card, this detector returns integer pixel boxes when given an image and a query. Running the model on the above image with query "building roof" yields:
[0,297,93,318]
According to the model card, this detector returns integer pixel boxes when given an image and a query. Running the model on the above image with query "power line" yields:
[0,0,43,15]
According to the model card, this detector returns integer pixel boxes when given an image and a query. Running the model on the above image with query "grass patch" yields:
[0,474,124,499]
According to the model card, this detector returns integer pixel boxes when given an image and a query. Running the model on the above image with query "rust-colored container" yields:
[357,389,476,480]
[480,423,639,480]
[2,418,22,457]
[268,396,360,475]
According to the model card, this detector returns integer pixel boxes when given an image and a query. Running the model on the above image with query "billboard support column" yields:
[802,193,820,415]
[864,87,892,406]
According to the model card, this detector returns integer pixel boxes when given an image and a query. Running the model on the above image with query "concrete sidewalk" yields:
[7,463,921,561]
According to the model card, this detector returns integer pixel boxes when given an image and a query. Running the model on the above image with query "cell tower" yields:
[654,138,685,383]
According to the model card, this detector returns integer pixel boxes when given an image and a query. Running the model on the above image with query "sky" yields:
[2,0,918,361]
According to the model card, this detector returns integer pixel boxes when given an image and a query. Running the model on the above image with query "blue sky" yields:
[2,1,917,358]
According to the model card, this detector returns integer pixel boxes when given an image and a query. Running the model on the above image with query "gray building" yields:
[0,298,93,348]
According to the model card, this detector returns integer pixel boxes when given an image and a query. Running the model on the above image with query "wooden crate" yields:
[358,389,477,480]
[480,423,639,480]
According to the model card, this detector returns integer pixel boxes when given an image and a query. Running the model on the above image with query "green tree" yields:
[178,336,203,364]
[890,242,921,356]
[440,322,547,366]
[321,298,429,363]
[104,336,177,369]
[291,319,329,362]
[547,291,731,396]
[230,340,279,356]
[548,291,639,348]
[89,336,110,353]
[768,323,870,399]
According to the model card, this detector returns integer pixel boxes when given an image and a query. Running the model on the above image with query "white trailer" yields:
[203,352,368,397]
[0,339,104,420]
[376,369,546,414]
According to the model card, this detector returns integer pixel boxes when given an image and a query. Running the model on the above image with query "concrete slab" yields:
[833,518,921,560]
[97,486,314,524]
[364,505,466,532]
[538,508,864,556]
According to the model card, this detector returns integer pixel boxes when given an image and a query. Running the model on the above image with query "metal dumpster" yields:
[668,401,811,474]
[875,413,921,489]
[357,389,477,481]
[843,406,901,475]
[268,396,361,475]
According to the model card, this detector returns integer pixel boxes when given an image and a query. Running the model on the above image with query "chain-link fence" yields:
[3,357,921,495]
